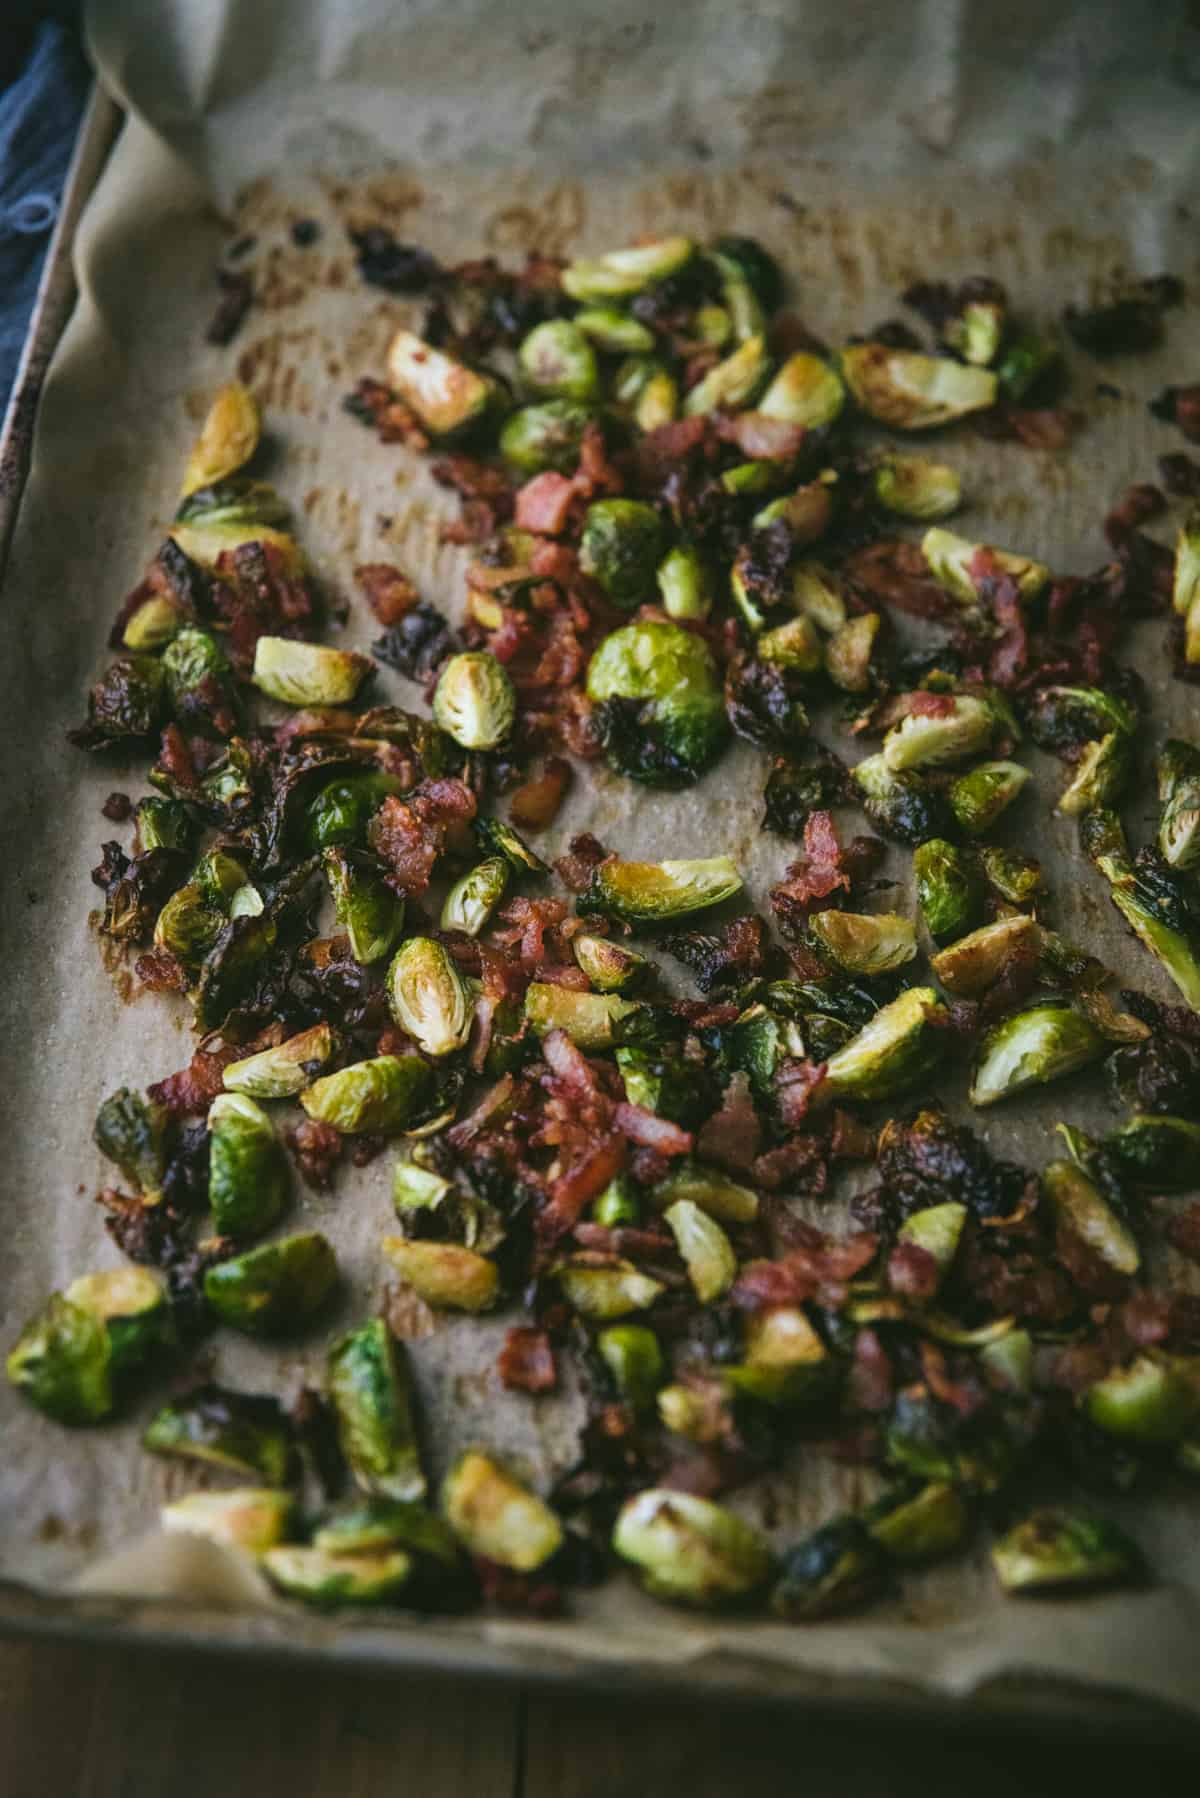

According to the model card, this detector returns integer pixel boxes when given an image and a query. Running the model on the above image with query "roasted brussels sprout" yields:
[1081,809,1200,1012]
[613,1489,772,1607]
[69,654,166,749]
[311,1499,464,1575]
[656,542,714,622]
[208,1092,288,1240]
[885,1388,1017,1492]
[586,617,728,787]
[474,814,549,874]
[709,236,781,336]
[431,651,516,751]
[683,334,770,416]
[561,235,693,301]
[8,1267,172,1425]
[994,327,1060,401]
[664,1199,737,1302]
[581,854,742,924]
[154,847,258,968]
[499,399,595,474]
[865,1482,970,1565]
[758,351,845,427]
[121,592,182,652]
[913,838,982,943]
[970,1004,1107,1107]
[1042,1158,1138,1276]
[264,1544,414,1607]
[383,1236,499,1312]
[1084,1354,1200,1446]
[161,627,238,737]
[555,1258,664,1319]
[180,381,260,497]
[573,307,656,352]
[978,846,1043,905]
[518,318,599,400]
[304,770,405,851]
[808,910,918,975]
[824,612,881,694]
[921,527,1048,604]
[822,987,947,1103]
[323,846,405,964]
[852,753,952,845]
[161,1487,295,1556]
[223,1022,336,1099]
[841,344,997,429]
[174,474,290,531]
[252,637,373,707]
[440,857,509,938]
[387,938,474,1057]
[579,499,667,609]
[896,1201,968,1290]
[571,932,650,993]
[1173,505,1200,634]
[1157,739,1200,871]
[874,456,962,520]
[204,1232,338,1337]
[524,982,637,1049]
[598,1325,664,1410]
[441,1449,564,1570]
[94,1087,169,1198]
[1054,730,1130,816]
[386,327,499,438]
[883,692,1009,771]
[786,560,846,630]
[328,1318,425,1502]
[135,796,196,855]
[771,1517,887,1620]
[650,1161,758,1224]
[143,1384,297,1484]
[947,760,1030,836]
[613,355,679,431]
[758,613,823,674]
[592,1173,641,1228]
[992,1507,1140,1594]
[1104,1113,1200,1190]
[301,1055,434,1134]
[929,913,1040,996]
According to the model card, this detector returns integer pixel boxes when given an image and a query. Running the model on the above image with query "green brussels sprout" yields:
[824,612,881,694]
[573,306,656,352]
[613,1045,712,1129]
[94,1086,170,1198]
[995,328,1061,403]
[785,560,846,630]
[656,543,714,621]
[851,752,952,845]
[311,1499,464,1571]
[598,1325,664,1410]
[921,527,1049,606]
[328,1318,426,1503]
[204,1232,338,1337]
[321,846,404,965]
[807,909,918,975]
[523,983,636,1050]
[582,854,742,924]
[180,380,261,498]
[771,1517,888,1620]
[192,908,279,1034]
[613,355,679,430]
[431,651,516,751]
[757,351,845,428]
[383,1236,498,1313]
[970,1004,1106,1108]
[613,1489,772,1607]
[1041,1159,1138,1277]
[711,236,783,311]
[223,1022,336,1099]
[758,613,824,673]
[913,838,982,943]
[264,1545,414,1608]
[929,913,1040,997]
[947,760,1030,836]
[174,475,291,531]
[885,1388,1017,1493]
[980,1328,1034,1396]
[941,289,1006,365]
[1081,809,1200,1012]
[122,592,185,651]
[385,937,474,1057]
[518,318,599,400]
[649,1161,758,1225]
[499,399,595,474]
[161,627,236,732]
[586,616,728,787]
[693,304,733,347]
[1157,739,1200,871]
[170,519,303,573]
[592,1173,641,1228]
[69,654,166,749]
[1025,684,1138,756]
[841,344,997,429]
[161,1488,296,1556]
[882,692,1009,771]
[1104,1114,1200,1190]
[143,1384,298,1484]
[304,770,405,852]
[1056,731,1134,816]
[7,1294,113,1425]
[992,1507,1140,1595]
[664,1199,737,1302]
[571,932,650,993]
[135,796,196,855]
[63,1266,172,1377]
[561,235,694,301]
[1084,1354,1200,1446]
[441,857,509,937]
[555,1258,665,1319]
[207,1091,288,1240]
[473,814,549,874]
[1173,505,1200,619]
[896,1202,968,1290]
[442,1449,564,1570]
[301,1056,434,1134]
[728,1001,805,1098]
[154,847,259,967]
[252,637,373,707]
[864,1483,970,1566]
[683,335,770,415]
[978,846,1042,906]
[725,1305,832,1408]
[385,327,499,438]
[822,987,947,1103]
[720,460,786,499]
[393,1156,453,1218]
[873,456,962,520]
[579,499,667,609]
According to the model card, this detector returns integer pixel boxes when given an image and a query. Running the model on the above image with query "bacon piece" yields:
[887,1240,940,1301]
[497,1327,558,1394]
[1167,1203,1200,1264]
[514,472,577,535]
[509,757,571,831]
[695,1072,761,1175]
[285,1118,344,1190]
[369,777,476,897]
[846,1328,894,1414]
[541,1028,598,1098]
[769,812,850,931]
[157,723,200,791]
[149,1042,245,1115]
[844,539,959,620]
[546,1135,625,1231]
[733,1227,878,1310]
[554,832,608,892]
[774,1060,828,1128]
[355,562,418,625]
[614,1103,693,1157]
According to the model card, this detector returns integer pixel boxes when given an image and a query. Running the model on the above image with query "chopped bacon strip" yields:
[355,562,418,625]
[614,1103,693,1157]
[695,1073,761,1174]
[497,1327,558,1394]
[540,1028,598,1098]
[509,757,571,830]
[514,472,577,536]
[148,1042,245,1115]
[369,777,476,897]
[774,1060,828,1128]
[887,1240,941,1301]
[554,832,609,892]
[769,811,850,924]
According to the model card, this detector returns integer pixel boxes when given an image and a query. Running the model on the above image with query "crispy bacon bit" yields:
[134,948,188,992]
[157,724,199,791]
[497,1326,558,1394]
[369,777,476,896]
[754,1133,827,1196]
[774,1060,828,1128]
[1121,1290,1172,1346]
[514,471,576,535]
[614,1103,693,1157]
[475,1560,564,1617]
[344,376,427,447]
[695,1073,761,1175]
[148,1042,245,1115]
[829,1109,876,1162]
[509,757,571,830]
[541,1028,598,1098]
[101,791,132,822]
[1105,482,1166,548]
[846,1328,894,1414]
[844,539,958,620]
[733,1227,878,1311]
[770,811,851,941]
[355,562,418,625]
[554,832,609,892]
[286,1117,344,1190]
[887,1240,941,1301]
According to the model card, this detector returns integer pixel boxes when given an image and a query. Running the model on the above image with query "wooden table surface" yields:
[0,1635,1194,1795]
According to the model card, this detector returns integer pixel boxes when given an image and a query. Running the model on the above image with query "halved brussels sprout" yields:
[592,1173,641,1228]
[851,753,951,846]
[841,345,997,429]
[322,846,405,965]
[930,913,1040,996]
[208,1091,288,1240]
[386,328,499,438]
[1157,739,1200,871]
[441,857,509,937]
[561,235,694,301]
[865,1482,970,1565]
[442,1448,564,1570]
[1173,506,1200,618]
[771,1517,887,1620]
[63,1266,172,1376]
[312,1499,464,1571]
[524,982,637,1049]
[393,1156,453,1217]
[579,499,667,610]
[387,937,474,1058]
[143,1385,297,1484]
[650,1161,759,1224]
[995,327,1061,403]
[586,616,728,788]
[252,637,373,707]
[896,1202,967,1290]
[135,796,196,855]
[161,627,237,734]
[123,593,184,651]
[573,307,656,352]
[1026,684,1138,753]
[598,1325,664,1410]
[708,242,768,340]
[694,304,733,347]
[711,235,782,311]
[921,527,1048,604]
[518,318,599,400]
[615,1045,711,1128]
[1042,1159,1138,1277]
[682,335,770,416]
[1056,731,1133,817]
[204,1232,338,1337]
[913,839,982,944]
[808,910,917,976]
[162,1487,296,1556]
[223,1023,336,1099]
[94,1087,170,1199]
[822,987,947,1103]
[882,693,1008,771]
[1104,1114,1200,1190]
[1080,809,1200,1013]
[970,1004,1106,1108]
[786,561,846,630]
[664,1199,737,1302]
[725,1305,831,1407]
[264,1544,414,1608]
[824,612,881,694]
[382,1236,499,1313]
[431,652,515,751]
[301,1056,434,1134]
[305,770,406,852]
[571,932,650,993]
[1084,1354,1200,1446]
[499,399,596,474]
[981,852,1042,908]
[656,543,714,622]
[873,456,962,520]
[885,1388,1017,1492]
[582,855,742,924]
[180,381,260,498]
[980,1328,1034,1396]
[554,1258,665,1319]
[328,1318,425,1502]
[613,1489,772,1607]
[758,351,845,428]
[154,847,258,967]
[7,1294,113,1426]
[759,613,824,673]
[992,1507,1140,1594]
[657,1381,729,1442]
[174,475,290,531]
[474,814,549,874]
[948,760,1030,836]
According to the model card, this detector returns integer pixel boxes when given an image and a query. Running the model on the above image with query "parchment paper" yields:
[3,0,1200,1718]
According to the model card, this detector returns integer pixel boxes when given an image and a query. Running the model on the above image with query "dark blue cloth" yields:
[0,19,89,417]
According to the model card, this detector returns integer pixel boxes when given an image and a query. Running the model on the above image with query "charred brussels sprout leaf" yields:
[922,527,1048,604]
[588,617,728,788]
[94,1087,170,1199]
[683,335,770,416]
[561,235,693,302]
[143,1384,298,1484]
[841,345,997,429]
[323,847,404,964]
[432,651,516,751]
[772,1517,888,1620]
[992,1507,1140,1594]
[499,400,595,475]
[598,1325,664,1410]
[442,1450,564,1570]
[758,614,823,673]
[123,593,183,651]
[161,627,237,737]
[874,456,962,520]
[386,328,499,439]
[7,1295,113,1425]
[301,1056,434,1134]
[763,758,841,838]
[1081,809,1200,1012]
[208,1092,288,1240]
[135,796,196,855]
[852,753,953,845]
[970,1004,1107,1107]
[572,933,650,993]
[1056,731,1133,816]
[518,319,599,400]
[592,1173,642,1228]
[825,613,881,695]
[387,938,473,1057]
[808,910,918,975]
[616,1043,716,1124]
[526,983,638,1049]
[264,1545,414,1607]
[995,328,1061,403]
[614,1489,772,1607]
[474,815,549,874]
[174,475,290,531]
[162,1487,296,1555]
[69,655,165,750]
[822,987,947,1104]
[582,855,742,925]
[328,1318,426,1502]
[913,839,982,943]
[1157,739,1200,871]
[579,500,667,610]
[203,1231,338,1337]
[978,846,1042,905]
[724,655,810,750]
[758,351,845,427]
[1025,684,1137,753]
[441,857,509,937]
[1042,1159,1138,1277]
[948,761,1030,836]
[253,637,373,707]
[180,381,260,497]
[383,1237,499,1313]
[311,1499,464,1572]
[223,1022,337,1099]
[1104,1114,1200,1190]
